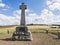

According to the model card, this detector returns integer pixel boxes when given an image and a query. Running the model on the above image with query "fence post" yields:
[7,29,9,34]
[46,29,48,34]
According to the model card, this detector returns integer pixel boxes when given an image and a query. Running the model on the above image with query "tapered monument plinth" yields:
[12,3,33,41]
[12,26,33,41]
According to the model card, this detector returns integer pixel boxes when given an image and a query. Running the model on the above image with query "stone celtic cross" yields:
[20,3,27,26]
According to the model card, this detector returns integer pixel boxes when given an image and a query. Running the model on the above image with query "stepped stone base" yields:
[12,26,33,41]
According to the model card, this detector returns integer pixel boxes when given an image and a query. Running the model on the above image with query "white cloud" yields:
[0,8,60,25]
[46,0,52,5]
[25,9,55,24]
[0,14,20,25]
[0,3,5,7]
[27,10,60,24]
[1,0,60,25]
[54,0,60,2]
[44,0,60,24]
[0,3,9,9]
[49,3,60,10]
[0,10,42,25]
[14,10,21,15]
[26,13,40,24]
[40,9,54,24]
[46,0,60,11]
[0,0,9,10]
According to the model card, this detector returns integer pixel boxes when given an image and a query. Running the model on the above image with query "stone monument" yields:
[12,3,33,41]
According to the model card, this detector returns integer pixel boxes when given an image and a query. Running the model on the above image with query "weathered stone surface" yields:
[12,3,33,41]
[12,27,33,41]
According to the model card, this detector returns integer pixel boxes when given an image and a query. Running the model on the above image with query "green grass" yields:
[48,30,60,35]
[48,30,60,33]
[0,28,46,34]
[0,28,15,34]
[0,28,60,34]
[30,29,46,33]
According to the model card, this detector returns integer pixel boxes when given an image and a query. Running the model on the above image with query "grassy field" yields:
[0,27,46,34]
[0,28,15,34]
[0,25,60,34]
[0,25,60,45]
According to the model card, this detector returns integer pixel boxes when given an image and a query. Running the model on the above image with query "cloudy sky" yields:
[0,0,60,25]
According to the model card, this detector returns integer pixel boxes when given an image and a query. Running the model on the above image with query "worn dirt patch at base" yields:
[0,33,60,45]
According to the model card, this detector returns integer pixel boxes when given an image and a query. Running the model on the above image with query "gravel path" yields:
[0,33,60,45]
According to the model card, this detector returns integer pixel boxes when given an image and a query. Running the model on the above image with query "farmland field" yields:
[0,25,60,45]
[0,25,60,34]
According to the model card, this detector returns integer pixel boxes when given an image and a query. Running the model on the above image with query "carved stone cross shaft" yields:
[20,3,27,26]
